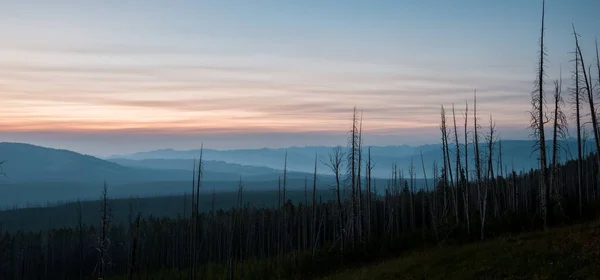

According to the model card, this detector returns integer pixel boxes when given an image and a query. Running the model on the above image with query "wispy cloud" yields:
[1,0,595,154]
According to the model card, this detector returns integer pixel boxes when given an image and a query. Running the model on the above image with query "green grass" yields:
[320,220,600,280]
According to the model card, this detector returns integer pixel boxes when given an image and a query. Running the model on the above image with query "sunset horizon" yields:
[1,0,599,155]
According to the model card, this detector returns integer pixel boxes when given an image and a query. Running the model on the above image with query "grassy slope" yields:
[320,220,600,280]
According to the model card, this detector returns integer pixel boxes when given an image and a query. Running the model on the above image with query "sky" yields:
[0,0,599,156]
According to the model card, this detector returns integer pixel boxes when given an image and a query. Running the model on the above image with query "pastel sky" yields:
[0,0,599,156]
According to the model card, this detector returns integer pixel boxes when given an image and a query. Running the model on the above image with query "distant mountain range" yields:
[0,143,322,207]
[0,139,593,208]
[108,138,594,178]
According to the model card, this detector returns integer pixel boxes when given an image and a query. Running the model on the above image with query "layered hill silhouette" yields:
[0,143,320,207]
[109,139,592,178]
[0,139,592,208]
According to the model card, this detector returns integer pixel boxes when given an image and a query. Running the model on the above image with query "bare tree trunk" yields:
[189,159,196,280]
[572,25,583,217]
[357,113,364,241]
[312,154,318,257]
[409,157,415,231]
[463,100,470,234]
[452,104,461,225]
[440,106,449,216]
[348,107,358,245]
[324,146,345,260]
[485,116,496,238]
[473,91,484,239]
[551,75,567,216]
[530,0,548,230]
[577,32,600,202]
[191,146,203,279]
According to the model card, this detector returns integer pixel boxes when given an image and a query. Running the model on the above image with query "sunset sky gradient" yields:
[1,0,599,156]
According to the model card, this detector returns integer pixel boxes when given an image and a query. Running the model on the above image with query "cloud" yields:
[0,39,538,141]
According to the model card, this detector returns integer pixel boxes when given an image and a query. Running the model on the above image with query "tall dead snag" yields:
[283,150,288,205]
[576,30,600,201]
[97,182,111,279]
[441,105,456,228]
[440,106,450,217]
[366,147,374,241]
[311,154,318,258]
[357,112,364,239]
[596,37,600,198]
[473,91,484,239]
[551,74,567,216]
[452,104,461,225]
[323,146,344,257]
[409,157,415,231]
[189,159,196,280]
[484,116,496,239]
[463,100,470,234]
[282,150,288,253]
[347,107,359,245]
[529,0,548,230]
[192,145,204,278]
[572,25,583,216]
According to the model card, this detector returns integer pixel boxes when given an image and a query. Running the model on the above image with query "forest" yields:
[1,1,600,279]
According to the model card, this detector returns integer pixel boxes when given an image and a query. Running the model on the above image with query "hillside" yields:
[320,220,600,279]
[0,189,341,233]
[109,158,313,180]
[0,142,326,207]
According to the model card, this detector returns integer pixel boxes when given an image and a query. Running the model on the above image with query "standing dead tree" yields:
[571,25,584,216]
[550,74,568,216]
[347,107,359,245]
[452,104,461,225]
[96,182,111,280]
[483,116,497,239]
[473,90,485,239]
[463,100,471,234]
[440,106,450,219]
[576,28,600,201]
[529,0,548,230]
[323,146,345,259]
[190,145,203,280]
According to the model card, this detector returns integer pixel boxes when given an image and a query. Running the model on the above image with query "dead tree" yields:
[190,145,203,279]
[529,0,548,230]
[96,182,111,279]
[484,116,497,238]
[366,147,374,240]
[473,90,484,239]
[323,146,345,256]
[572,25,583,216]
[312,153,318,256]
[576,29,600,201]
[409,157,415,231]
[347,107,359,244]
[452,104,461,225]
[551,75,567,214]
[463,100,470,234]
[357,112,364,240]
[440,106,450,217]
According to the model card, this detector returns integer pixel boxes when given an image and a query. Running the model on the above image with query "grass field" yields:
[320,220,600,280]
